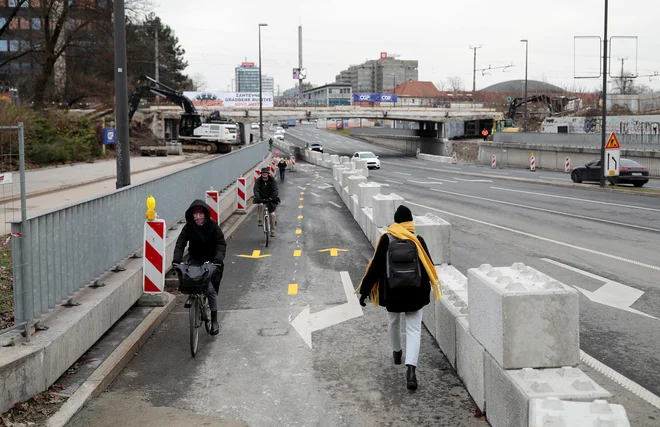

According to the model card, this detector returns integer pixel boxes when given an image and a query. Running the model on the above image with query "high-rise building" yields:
[261,75,274,95]
[235,62,260,92]
[335,54,418,93]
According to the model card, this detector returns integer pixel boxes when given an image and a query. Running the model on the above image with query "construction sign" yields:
[605,132,621,149]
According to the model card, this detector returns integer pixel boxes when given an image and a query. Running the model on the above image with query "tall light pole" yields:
[600,0,609,188]
[114,0,130,188]
[469,45,482,92]
[258,23,268,142]
[520,39,529,132]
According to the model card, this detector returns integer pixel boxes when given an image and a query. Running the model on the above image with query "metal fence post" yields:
[18,122,31,340]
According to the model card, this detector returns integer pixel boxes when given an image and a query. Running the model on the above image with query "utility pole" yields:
[298,24,303,104]
[154,28,159,82]
[618,57,628,94]
[258,23,268,142]
[114,0,131,188]
[600,0,609,188]
[470,45,482,92]
[521,39,529,132]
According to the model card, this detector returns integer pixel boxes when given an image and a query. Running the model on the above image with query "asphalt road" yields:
[69,164,487,426]
[284,125,660,401]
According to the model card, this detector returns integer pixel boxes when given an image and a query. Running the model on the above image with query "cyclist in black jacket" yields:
[254,167,279,237]
[173,200,227,335]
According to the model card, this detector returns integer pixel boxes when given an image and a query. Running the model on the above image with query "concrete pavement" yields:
[284,125,660,416]
[67,165,486,426]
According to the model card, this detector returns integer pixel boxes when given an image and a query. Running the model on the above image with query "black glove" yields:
[359,294,368,307]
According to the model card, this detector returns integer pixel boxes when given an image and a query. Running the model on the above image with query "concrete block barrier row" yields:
[298,150,631,427]
[417,152,454,163]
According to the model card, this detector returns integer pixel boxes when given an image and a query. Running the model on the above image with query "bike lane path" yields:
[67,165,485,427]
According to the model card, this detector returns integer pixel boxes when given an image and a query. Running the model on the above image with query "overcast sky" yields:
[154,0,660,94]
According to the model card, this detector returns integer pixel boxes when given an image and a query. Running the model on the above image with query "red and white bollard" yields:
[452,152,457,164]
[236,177,247,213]
[530,152,536,172]
[491,155,497,169]
[205,187,220,223]
[290,155,296,171]
[143,196,166,294]
[254,169,260,183]
[565,157,571,173]
[416,148,420,158]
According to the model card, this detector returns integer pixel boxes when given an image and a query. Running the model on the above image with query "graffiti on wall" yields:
[543,115,660,135]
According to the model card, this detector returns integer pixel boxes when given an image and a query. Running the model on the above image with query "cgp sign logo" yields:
[353,93,398,103]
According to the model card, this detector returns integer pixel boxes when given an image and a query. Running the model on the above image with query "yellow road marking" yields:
[299,205,304,209]
[296,229,302,235]
[300,198,304,201]
[238,250,271,259]
[300,192,305,195]
[294,250,302,257]
[288,284,298,295]
[298,215,303,220]
[318,248,349,257]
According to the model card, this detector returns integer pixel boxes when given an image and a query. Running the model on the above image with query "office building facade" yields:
[235,62,260,92]
[335,54,418,93]
[303,83,352,107]
[261,75,274,95]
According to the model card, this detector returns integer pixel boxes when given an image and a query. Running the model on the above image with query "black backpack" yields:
[386,235,422,290]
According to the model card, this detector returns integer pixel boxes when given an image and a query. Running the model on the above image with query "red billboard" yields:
[380,52,387,59]
[241,62,255,67]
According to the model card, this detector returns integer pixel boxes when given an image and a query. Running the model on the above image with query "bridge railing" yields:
[10,142,268,326]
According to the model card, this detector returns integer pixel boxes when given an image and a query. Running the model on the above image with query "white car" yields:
[353,151,380,169]
[276,127,286,134]
[274,130,285,140]
[251,123,259,130]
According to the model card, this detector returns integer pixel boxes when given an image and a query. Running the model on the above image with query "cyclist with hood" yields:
[173,200,227,335]
[254,167,279,237]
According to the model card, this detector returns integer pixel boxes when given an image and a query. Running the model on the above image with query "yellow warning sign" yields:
[605,133,621,149]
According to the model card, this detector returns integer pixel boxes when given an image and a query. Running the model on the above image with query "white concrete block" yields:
[456,317,486,412]
[335,166,349,182]
[529,398,631,427]
[358,207,370,235]
[323,153,331,162]
[355,159,368,170]
[421,289,436,337]
[350,194,359,219]
[468,263,580,369]
[340,156,350,164]
[357,182,381,208]
[435,264,468,305]
[340,170,359,188]
[434,290,468,369]
[485,352,611,427]
[413,213,451,265]
[342,186,350,206]
[372,193,405,228]
[331,154,340,164]
[347,175,368,196]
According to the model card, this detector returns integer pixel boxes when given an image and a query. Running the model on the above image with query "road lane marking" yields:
[408,180,444,185]
[405,200,660,272]
[299,205,304,209]
[318,248,349,257]
[300,198,304,201]
[288,284,299,295]
[298,186,307,190]
[383,179,403,185]
[294,250,302,257]
[311,192,320,197]
[491,186,660,212]
[298,215,303,219]
[300,192,305,195]
[296,229,302,235]
[238,250,271,259]
[454,178,493,183]
[328,201,342,208]
[427,177,459,183]
[394,171,412,176]
[428,188,660,233]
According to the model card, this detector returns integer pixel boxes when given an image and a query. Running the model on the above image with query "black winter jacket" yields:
[359,234,433,313]
[173,200,227,265]
[254,175,279,202]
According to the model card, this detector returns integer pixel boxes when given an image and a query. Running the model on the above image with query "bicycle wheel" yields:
[265,215,270,247]
[189,296,200,357]
[203,297,212,335]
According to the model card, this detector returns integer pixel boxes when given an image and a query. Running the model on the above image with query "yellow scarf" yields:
[355,221,442,306]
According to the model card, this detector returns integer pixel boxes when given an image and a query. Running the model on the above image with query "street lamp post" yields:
[599,1,609,188]
[258,23,268,142]
[114,0,131,188]
[520,39,529,132]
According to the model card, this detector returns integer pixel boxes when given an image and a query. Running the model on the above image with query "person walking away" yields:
[356,205,441,390]
[278,158,287,182]
[254,167,280,237]
[269,138,273,151]
[173,200,227,336]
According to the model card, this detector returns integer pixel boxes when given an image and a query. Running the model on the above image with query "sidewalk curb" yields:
[44,195,257,427]
[382,160,660,199]
[45,293,176,427]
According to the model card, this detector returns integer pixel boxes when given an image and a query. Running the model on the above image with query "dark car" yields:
[571,158,649,187]
[305,142,324,153]
[281,123,289,129]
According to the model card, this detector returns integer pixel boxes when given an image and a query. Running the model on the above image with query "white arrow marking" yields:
[291,271,363,348]
[541,258,657,319]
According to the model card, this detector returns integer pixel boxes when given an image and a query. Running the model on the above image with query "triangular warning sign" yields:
[606,133,621,149]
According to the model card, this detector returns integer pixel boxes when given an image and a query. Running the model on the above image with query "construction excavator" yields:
[128,76,239,154]
[494,95,579,133]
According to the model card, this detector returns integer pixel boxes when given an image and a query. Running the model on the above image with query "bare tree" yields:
[191,73,208,91]
[446,76,464,91]
[435,80,446,91]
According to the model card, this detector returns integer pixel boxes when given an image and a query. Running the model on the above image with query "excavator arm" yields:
[128,75,198,122]
[506,94,554,121]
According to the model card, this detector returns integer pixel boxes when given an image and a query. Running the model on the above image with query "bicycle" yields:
[172,262,220,357]
[255,197,274,247]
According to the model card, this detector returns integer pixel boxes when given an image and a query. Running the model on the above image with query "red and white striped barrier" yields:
[254,168,260,183]
[565,157,571,173]
[452,152,457,164]
[143,218,166,293]
[416,148,420,158]
[290,156,296,171]
[237,177,247,213]
[205,187,220,223]
[491,155,497,169]
[530,152,536,171]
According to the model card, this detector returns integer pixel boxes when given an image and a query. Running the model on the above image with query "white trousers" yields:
[388,309,423,367]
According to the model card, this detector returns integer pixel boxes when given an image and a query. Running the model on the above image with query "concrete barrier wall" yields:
[479,142,660,176]
[494,131,660,150]
[352,134,448,157]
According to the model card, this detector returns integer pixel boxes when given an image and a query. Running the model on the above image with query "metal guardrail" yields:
[10,142,268,331]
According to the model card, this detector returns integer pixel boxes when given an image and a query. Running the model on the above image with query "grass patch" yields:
[0,243,13,330]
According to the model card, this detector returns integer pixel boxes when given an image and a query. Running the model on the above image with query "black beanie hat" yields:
[394,205,413,223]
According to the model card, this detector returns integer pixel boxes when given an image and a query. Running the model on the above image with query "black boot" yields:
[393,350,402,365]
[210,310,220,336]
[406,365,418,391]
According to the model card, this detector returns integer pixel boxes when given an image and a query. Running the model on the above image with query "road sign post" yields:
[604,132,621,179]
